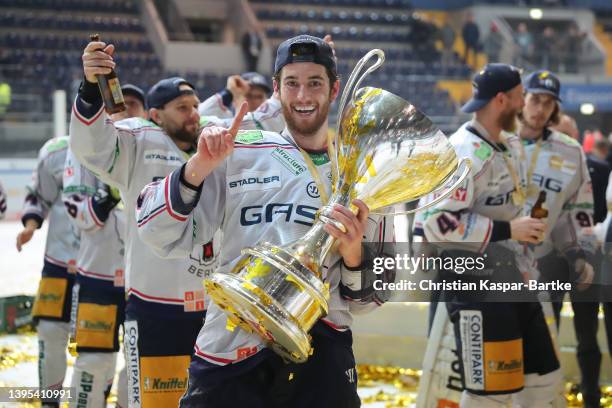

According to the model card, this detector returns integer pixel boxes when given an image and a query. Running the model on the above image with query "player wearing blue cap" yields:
[136,34,395,408]
[113,83,147,121]
[70,40,220,407]
[519,70,600,408]
[198,71,285,133]
[200,71,271,116]
[518,70,596,309]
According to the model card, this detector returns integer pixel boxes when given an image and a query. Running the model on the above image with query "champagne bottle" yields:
[89,34,126,114]
[530,190,548,219]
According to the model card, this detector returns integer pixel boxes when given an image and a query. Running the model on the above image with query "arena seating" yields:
[0,0,249,119]
[0,0,458,119]
[253,0,465,117]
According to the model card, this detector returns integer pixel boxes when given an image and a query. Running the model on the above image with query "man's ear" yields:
[149,108,161,124]
[494,92,506,109]
[330,79,340,102]
[272,78,280,96]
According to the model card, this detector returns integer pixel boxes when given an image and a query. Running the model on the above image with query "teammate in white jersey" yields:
[521,72,606,408]
[71,39,219,407]
[199,71,271,117]
[137,34,395,408]
[16,136,80,407]
[198,72,284,133]
[419,64,562,407]
[518,70,596,306]
[63,84,146,408]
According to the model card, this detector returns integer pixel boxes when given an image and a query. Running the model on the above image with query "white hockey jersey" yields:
[22,136,79,269]
[136,129,394,366]
[522,129,596,259]
[417,120,536,277]
[69,100,217,318]
[62,149,126,289]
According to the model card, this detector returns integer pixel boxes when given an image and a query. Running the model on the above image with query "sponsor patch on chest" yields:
[227,171,281,194]
[271,147,306,176]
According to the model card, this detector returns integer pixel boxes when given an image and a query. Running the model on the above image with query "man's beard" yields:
[282,99,330,137]
[498,108,518,133]
[164,122,198,145]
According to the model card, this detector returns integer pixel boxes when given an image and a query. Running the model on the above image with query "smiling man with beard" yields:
[135,34,395,408]
[70,39,221,407]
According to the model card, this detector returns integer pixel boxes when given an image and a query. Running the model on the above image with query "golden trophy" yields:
[204,49,471,363]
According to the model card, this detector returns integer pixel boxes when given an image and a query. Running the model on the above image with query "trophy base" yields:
[205,273,312,363]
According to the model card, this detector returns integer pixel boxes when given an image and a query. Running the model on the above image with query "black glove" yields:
[91,185,120,223]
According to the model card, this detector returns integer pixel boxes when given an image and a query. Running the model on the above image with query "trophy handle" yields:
[371,157,473,216]
[333,49,385,185]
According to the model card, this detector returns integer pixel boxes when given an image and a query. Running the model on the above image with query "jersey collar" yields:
[466,120,507,152]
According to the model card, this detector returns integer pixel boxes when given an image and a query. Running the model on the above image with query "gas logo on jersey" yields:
[240,203,317,226]
[531,174,563,193]
[482,179,560,206]
[485,191,514,206]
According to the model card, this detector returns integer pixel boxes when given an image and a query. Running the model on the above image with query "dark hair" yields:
[272,67,339,94]
[547,102,561,127]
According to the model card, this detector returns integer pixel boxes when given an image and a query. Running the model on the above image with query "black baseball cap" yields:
[524,70,562,102]
[121,84,146,108]
[274,35,336,76]
[146,77,196,109]
[461,63,523,113]
[241,72,271,94]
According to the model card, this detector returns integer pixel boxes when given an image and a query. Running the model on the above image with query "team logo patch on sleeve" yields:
[227,171,281,194]
[235,130,263,144]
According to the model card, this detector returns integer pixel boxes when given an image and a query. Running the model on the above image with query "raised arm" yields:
[69,39,137,191]
[136,103,248,258]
